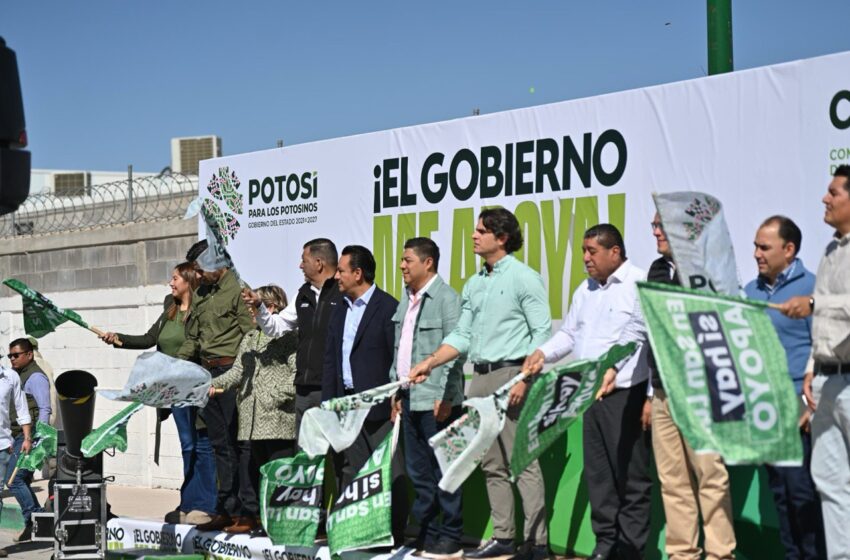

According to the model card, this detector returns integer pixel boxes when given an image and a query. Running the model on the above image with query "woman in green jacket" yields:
[209,284,298,535]
[101,262,217,525]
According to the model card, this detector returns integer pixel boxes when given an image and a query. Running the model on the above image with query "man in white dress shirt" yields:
[0,363,33,558]
[524,224,652,560]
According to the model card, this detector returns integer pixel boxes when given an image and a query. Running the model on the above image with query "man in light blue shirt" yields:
[322,245,405,543]
[341,283,376,389]
[410,208,551,560]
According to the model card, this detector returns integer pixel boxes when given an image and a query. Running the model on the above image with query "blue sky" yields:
[3,1,849,172]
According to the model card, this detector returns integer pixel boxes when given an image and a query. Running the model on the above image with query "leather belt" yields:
[202,356,235,369]
[816,361,850,376]
[473,359,524,374]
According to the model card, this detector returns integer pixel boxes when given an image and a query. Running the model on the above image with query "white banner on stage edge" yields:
[200,51,850,321]
[106,517,419,560]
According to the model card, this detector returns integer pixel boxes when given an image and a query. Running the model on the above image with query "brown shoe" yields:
[196,514,232,532]
[224,515,258,534]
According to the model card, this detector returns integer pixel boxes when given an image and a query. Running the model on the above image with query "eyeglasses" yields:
[6,352,27,360]
[650,221,664,231]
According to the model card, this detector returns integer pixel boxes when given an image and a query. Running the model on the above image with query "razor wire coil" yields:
[0,173,198,238]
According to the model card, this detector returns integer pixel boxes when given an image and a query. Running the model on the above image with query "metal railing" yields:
[0,172,199,238]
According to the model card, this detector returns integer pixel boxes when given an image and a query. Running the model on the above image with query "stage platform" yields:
[106,518,418,560]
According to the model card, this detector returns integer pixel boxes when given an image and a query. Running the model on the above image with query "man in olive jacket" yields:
[390,238,464,557]
[176,265,255,532]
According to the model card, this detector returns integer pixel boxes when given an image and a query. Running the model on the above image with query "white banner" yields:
[106,518,419,560]
[200,51,850,319]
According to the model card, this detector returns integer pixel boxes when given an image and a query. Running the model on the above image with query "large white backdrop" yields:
[200,51,850,319]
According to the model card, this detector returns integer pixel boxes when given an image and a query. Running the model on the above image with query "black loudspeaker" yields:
[54,370,102,482]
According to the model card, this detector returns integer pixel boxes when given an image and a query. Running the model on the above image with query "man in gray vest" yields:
[7,338,50,542]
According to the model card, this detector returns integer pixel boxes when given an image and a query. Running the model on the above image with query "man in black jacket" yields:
[244,238,342,434]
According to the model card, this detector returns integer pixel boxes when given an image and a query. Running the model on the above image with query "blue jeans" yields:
[5,434,44,523]
[401,396,463,543]
[0,447,13,515]
[172,406,217,514]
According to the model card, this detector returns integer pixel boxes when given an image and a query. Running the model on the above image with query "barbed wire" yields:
[0,173,199,238]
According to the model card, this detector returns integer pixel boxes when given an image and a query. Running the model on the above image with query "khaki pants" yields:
[652,388,736,560]
[467,366,547,544]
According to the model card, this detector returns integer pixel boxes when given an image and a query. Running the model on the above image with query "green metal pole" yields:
[707,0,733,74]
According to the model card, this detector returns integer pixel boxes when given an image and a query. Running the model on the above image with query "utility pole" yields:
[707,0,733,74]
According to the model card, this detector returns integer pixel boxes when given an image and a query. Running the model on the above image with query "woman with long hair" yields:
[208,284,298,535]
[101,261,217,525]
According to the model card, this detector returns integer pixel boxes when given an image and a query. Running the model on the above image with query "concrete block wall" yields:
[0,219,199,489]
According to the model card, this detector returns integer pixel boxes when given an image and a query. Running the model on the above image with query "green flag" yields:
[16,421,57,472]
[259,451,324,547]
[81,402,144,458]
[327,422,399,555]
[637,281,803,465]
[511,343,637,478]
[3,278,88,338]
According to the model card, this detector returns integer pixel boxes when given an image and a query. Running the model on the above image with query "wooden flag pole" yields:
[88,326,123,347]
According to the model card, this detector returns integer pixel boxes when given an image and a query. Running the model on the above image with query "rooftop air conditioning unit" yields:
[53,172,91,196]
[171,135,221,175]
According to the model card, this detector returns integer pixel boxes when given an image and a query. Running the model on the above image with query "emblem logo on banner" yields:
[204,166,243,244]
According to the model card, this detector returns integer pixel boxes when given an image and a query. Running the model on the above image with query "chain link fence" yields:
[0,173,198,238]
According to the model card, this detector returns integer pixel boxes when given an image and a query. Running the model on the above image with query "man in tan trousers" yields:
[647,215,736,560]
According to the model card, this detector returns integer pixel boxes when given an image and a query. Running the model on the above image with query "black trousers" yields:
[204,365,256,517]
[249,439,296,517]
[294,384,323,441]
[582,382,652,558]
[341,419,408,543]
[765,429,826,560]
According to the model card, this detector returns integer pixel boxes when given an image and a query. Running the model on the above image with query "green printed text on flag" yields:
[637,281,802,465]
[259,451,325,547]
[3,279,88,338]
[511,343,636,478]
[16,421,57,472]
[81,402,144,457]
[327,424,397,555]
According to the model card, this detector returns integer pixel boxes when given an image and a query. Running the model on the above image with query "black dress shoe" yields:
[587,553,611,560]
[464,538,515,559]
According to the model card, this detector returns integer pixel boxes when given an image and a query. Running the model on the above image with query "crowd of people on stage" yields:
[1,164,849,560]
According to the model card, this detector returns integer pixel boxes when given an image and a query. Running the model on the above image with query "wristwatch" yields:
[809,297,815,311]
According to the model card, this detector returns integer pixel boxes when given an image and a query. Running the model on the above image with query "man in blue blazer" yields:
[322,245,407,540]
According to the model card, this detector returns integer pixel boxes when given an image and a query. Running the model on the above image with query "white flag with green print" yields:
[298,380,404,458]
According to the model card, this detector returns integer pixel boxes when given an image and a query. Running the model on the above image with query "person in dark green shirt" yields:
[175,257,256,534]
[101,262,217,526]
